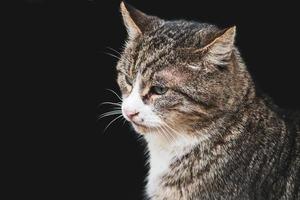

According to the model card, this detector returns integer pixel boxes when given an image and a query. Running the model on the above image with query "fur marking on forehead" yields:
[156,68,187,85]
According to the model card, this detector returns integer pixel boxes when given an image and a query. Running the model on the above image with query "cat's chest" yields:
[146,139,174,195]
[144,134,201,196]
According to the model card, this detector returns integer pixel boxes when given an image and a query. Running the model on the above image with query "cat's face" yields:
[118,62,201,134]
[116,2,251,135]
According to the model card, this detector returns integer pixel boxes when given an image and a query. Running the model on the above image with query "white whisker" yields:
[105,52,121,60]
[160,126,174,143]
[98,110,122,119]
[103,115,123,133]
[106,47,131,63]
[106,89,122,101]
[106,47,122,56]
[122,118,127,126]
[99,102,122,107]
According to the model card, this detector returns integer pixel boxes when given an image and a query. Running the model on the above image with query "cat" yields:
[115,2,300,199]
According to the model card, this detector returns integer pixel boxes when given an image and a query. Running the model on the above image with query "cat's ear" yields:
[120,2,160,39]
[200,26,236,66]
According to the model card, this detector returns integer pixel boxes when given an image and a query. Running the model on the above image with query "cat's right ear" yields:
[120,2,160,39]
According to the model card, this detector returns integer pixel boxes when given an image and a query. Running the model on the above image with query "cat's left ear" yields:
[120,2,161,39]
[200,26,236,66]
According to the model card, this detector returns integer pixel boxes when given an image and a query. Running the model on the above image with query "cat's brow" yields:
[140,51,170,76]
[139,38,190,76]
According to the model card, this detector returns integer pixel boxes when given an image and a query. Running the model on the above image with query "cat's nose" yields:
[125,110,139,120]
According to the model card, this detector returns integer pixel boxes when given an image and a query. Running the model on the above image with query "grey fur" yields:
[116,2,300,199]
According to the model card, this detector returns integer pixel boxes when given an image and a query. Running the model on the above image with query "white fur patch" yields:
[144,133,203,197]
[187,64,200,70]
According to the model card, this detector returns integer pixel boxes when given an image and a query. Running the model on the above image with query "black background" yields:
[18,0,300,199]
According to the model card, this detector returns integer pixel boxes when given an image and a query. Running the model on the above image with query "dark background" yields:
[18,0,299,199]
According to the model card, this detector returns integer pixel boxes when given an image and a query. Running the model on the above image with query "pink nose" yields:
[125,110,139,120]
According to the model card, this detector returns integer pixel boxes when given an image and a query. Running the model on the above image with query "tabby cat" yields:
[115,2,300,199]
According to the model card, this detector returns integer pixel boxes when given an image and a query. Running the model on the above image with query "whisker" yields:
[160,124,182,158]
[99,110,122,115]
[164,120,193,145]
[163,120,183,136]
[105,52,121,60]
[163,127,176,143]
[161,122,177,136]
[158,126,173,144]
[106,47,122,56]
[154,127,165,142]
[106,47,132,63]
[122,118,127,126]
[161,122,181,141]
[99,102,122,107]
[98,110,122,119]
[99,110,122,117]
[103,115,123,133]
[110,107,122,110]
[106,89,122,101]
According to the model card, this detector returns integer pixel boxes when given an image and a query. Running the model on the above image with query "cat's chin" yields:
[131,122,156,134]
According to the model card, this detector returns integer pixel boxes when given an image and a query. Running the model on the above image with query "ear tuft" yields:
[120,1,160,39]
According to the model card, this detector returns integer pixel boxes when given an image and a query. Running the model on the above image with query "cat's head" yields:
[116,2,253,135]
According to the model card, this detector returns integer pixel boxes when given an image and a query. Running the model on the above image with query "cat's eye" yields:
[150,86,169,95]
[125,76,133,86]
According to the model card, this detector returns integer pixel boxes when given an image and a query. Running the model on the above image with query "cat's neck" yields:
[143,111,247,194]
[144,132,209,195]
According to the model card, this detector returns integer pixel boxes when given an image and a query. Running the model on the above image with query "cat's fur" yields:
[116,2,300,199]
